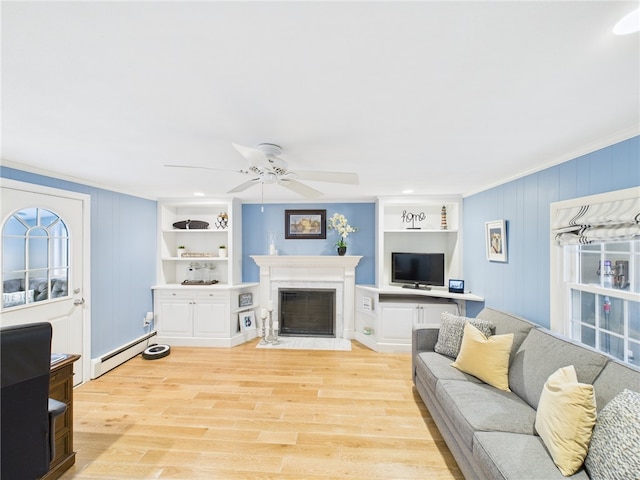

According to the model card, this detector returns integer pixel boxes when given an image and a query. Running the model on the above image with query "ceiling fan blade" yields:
[164,164,244,173]
[227,178,261,193]
[292,170,359,185]
[278,178,324,198]
[232,143,268,167]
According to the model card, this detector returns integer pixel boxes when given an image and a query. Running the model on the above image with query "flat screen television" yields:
[391,252,445,289]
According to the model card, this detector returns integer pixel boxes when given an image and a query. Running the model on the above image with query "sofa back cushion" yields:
[509,328,608,409]
[592,359,640,412]
[476,308,535,362]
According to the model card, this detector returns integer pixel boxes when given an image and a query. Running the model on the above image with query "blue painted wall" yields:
[463,136,640,326]
[3,135,636,355]
[242,203,375,285]
[1,166,157,358]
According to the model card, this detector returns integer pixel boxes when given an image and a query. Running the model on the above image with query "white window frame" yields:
[550,187,640,365]
[2,207,70,309]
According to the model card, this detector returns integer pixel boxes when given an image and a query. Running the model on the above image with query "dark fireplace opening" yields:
[279,288,336,337]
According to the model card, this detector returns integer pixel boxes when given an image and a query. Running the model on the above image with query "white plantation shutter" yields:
[552,192,640,245]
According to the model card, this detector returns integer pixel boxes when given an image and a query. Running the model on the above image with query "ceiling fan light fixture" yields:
[613,7,639,35]
[263,173,277,184]
[257,143,282,157]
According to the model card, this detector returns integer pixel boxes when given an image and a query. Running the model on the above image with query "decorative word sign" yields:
[401,210,426,230]
[441,206,448,230]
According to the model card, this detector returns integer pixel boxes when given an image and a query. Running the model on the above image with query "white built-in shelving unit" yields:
[355,195,484,352]
[152,198,259,347]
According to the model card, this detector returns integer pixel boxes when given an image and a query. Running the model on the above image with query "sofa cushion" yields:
[50,278,68,297]
[508,328,608,409]
[2,278,24,293]
[435,379,537,452]
[452,323,514,391]
[416,351,482,393]
[476,307,536,362]
[584,389,640,480]
[592,359,640,412]
[473,432,591,480]
[2,289,35,308]
[535,366,596,476]
[434,312,494,358]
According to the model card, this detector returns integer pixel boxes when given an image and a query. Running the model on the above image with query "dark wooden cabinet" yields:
[41,354,80,480]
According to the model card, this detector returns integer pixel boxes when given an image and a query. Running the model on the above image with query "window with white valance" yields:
[550,187,640,367]
[552,195,640,245]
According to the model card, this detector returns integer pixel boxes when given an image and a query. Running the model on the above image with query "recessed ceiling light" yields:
[402,189,414,194]
[193,192,205,197]
[614,8,639,35]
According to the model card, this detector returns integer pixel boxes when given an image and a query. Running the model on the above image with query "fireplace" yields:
[251,255,362,339]
[279,289,336,337]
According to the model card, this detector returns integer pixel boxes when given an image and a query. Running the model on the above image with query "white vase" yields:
[177,248,186,258]
[219,248,227,258]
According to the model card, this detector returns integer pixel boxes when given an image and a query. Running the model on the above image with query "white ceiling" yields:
[2,1,638,202]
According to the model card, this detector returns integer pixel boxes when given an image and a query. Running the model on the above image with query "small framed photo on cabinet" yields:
[239,311,256,332]
[239,292,253,308]
[362,296,373,311]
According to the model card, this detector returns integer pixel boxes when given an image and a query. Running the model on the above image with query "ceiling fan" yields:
[165,143,359,198]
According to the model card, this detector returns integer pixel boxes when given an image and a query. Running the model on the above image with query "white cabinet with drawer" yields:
[153,285,258,347]
[355,285,482,353]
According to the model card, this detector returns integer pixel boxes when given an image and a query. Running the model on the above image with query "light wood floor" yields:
[60,340,463,479]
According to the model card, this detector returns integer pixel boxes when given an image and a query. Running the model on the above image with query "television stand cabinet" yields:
[354,285,484,352]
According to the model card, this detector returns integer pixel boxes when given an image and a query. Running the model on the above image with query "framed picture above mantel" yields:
[284,209,326,239]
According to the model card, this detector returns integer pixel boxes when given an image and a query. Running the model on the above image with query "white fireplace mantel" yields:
[251,255,362,269]
[251,255,362,339]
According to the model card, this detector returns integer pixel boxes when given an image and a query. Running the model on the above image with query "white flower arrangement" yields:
[328,212,358,248]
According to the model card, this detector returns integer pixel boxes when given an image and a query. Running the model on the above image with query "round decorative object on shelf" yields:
[337,246,347,256]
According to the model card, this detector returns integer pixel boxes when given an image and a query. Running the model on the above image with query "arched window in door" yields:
[2,207,69,309]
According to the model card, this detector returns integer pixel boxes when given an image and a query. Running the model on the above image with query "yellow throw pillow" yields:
[451,322,514,391]
[535,365,596,476]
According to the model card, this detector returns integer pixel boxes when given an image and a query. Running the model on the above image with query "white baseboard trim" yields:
[154,330,257,348]
[90,331,157,379]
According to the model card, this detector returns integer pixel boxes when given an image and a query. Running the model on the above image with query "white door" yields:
[0,180,90,386]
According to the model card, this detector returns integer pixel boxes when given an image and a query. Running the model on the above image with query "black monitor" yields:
[391,252,445,289]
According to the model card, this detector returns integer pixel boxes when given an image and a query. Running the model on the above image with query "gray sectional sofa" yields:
[412,307,640,480]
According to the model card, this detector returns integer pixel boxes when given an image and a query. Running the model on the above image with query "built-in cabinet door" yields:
[193,292,228,337]
[157,293,193,337]
[379,303,418,342]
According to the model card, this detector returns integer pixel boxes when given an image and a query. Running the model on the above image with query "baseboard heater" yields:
[90,330,157,379]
